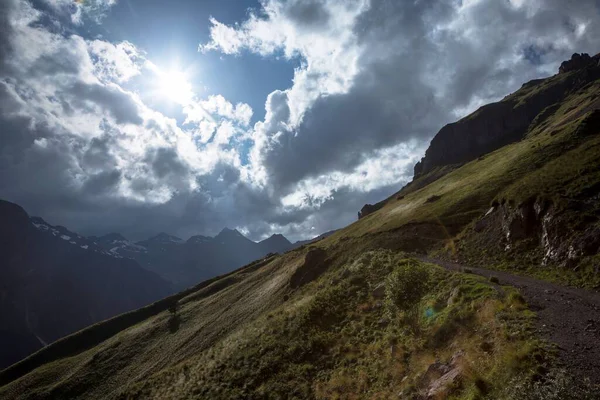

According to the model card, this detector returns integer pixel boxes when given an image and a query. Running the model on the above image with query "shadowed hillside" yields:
[0,200,173,370]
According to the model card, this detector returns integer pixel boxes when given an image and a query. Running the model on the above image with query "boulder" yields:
[289,248,328,288]
[425,351,465,399]
[427,368,461,398]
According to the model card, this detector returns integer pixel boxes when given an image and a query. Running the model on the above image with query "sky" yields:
[1,0,599,242]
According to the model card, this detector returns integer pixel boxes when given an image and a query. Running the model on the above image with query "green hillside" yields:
[0,250,550,399]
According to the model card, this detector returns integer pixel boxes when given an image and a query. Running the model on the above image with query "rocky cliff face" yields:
[413,53,600,179]
[472,198,600,271]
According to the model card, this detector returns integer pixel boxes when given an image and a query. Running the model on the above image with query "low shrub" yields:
[385,260,431,332]
[385,260,431,311]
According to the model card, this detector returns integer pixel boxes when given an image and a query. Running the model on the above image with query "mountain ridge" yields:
[413,52,600,180]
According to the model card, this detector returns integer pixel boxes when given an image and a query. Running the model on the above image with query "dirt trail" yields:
[420,257,600,384]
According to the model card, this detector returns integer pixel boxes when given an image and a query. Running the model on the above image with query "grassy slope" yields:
[0,252,301,399]
[0,251,547,400]
[126,252,550,400]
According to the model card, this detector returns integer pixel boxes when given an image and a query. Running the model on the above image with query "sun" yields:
[147,62,195,105]
[158,69,193,104]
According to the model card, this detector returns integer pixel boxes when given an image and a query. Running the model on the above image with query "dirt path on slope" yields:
[419,257,600,384]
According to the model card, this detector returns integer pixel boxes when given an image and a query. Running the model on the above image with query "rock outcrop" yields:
[475,198,600,270]
[358,203,383,219]
[559,53,595,74]
[413,101,531,178]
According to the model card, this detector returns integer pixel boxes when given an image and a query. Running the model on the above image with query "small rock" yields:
[424,362,451,379]
[447,287,460,306]
[426,194,442,203]
[372,283,386,299]
[378,318,390,327]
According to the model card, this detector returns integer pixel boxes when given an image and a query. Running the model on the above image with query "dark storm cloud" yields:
[30,53,83,77]
[261,55,441,190]
[146,147,188,179]
[82,169,122,195]
[82,135,117,170]
[254,0,448,190]
[142,147,195,195]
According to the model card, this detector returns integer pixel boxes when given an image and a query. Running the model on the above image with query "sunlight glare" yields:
[158,69,194,104]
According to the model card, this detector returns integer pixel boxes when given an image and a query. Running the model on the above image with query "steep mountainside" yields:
[0,200,173,370]
[346,52,600,287]
[413,53,600,178]
[2,54,600,399]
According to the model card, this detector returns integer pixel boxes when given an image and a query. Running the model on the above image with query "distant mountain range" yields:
[89,226,334,291]
[89,227,290,290]
[0,198,333,369]
[27,213,332,290]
